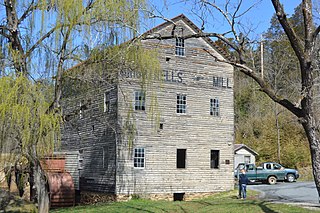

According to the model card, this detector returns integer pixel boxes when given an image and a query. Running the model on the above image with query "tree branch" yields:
[203,48,304,118]
[271,0,304,64]
[0,25,11,39]
[25,26,57,58]
[201,0,239,42]
[313,25,320,42]
[18,0,36,25]
[143,32,238,51]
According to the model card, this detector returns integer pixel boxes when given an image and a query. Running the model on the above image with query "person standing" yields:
[238,169,249,199]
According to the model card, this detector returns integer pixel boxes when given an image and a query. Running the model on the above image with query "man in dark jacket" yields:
[238,169,249,199]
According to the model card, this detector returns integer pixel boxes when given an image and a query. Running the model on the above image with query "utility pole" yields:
[260,35,264,79]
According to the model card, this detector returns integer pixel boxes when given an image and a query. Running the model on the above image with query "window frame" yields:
[79,101,83,119]
[104,92,111,113]
[176,94,187,114]
[134,91,146,111]
[210,98,220,117]
[176,149,186,169]
[244,155,251,164]
[175,37,185,56]
[134,147,145,169]
[213,77,223,87]
[210,150,220,169]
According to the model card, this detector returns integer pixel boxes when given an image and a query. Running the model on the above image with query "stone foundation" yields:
[117,191,220,201]
[79,191,222,203]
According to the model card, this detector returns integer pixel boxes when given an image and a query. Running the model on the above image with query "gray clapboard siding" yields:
[60,14,235,199]
[115,17,234,196]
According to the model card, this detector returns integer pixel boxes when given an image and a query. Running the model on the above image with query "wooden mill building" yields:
[60,14,235,201]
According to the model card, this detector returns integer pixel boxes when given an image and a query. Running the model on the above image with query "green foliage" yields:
[234,70,310,167]
[0,75,61,164]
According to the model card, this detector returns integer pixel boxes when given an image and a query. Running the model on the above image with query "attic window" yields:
[175,37,185,56]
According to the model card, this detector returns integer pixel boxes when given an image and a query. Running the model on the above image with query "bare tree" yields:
[148,0,320,201]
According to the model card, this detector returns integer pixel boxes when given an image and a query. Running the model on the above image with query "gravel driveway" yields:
[248,181,320,209]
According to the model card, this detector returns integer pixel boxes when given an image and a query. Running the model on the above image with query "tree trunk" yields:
[302,119,320,202]
[33,160,50,213]
[274,103,281,163]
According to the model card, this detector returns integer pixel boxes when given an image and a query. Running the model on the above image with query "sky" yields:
[148,0,302,39]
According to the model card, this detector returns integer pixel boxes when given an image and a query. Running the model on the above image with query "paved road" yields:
[248,181,319,204]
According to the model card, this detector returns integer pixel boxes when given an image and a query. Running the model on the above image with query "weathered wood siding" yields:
[116,18,234,196]
[61,80,118,193]
[60,15,234,198]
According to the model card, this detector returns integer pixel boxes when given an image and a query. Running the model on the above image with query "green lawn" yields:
[51,190,320,213]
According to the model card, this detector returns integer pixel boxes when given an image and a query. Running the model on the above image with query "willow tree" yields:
[0,0,147,212]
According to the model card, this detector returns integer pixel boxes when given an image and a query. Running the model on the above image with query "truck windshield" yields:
[274,164,282,170]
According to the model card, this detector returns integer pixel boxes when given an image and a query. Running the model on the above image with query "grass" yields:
[51,190,320,213]
[299,166,314,181]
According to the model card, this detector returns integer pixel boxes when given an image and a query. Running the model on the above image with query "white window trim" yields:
[175,37,185,56]
[210,98,220,117]
[133,147,145,169]
[176,94,187,114]
[134,91,146,111]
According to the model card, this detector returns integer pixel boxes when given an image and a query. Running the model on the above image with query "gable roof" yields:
[65,14,231,74]
[234,144,259,156]
[143,14,230,60]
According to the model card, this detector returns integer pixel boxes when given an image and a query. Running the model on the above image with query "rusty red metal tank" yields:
[41,156,75,208]
[47,172,75,207]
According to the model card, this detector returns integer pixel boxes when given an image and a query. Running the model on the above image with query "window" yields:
[210,150,219,169]
[102,146,108,169]
[104,92,110,113]
[78,149,84,170]
[266,163,272,170]
[213,77,223,87]
[159,123,163,130]
[177,149,186,168]
[244,156,251,164]
[247,164,254,171]
[175,37,185,56]
[134,148,145,168]
[274,163,282,170]
[79,101,83,119]
[177,94,187,114]
[134,91,145,110]
[210,98,220,116]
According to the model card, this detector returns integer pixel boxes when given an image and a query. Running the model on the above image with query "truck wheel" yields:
[268,176,277,185]
[287,174,295,183]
